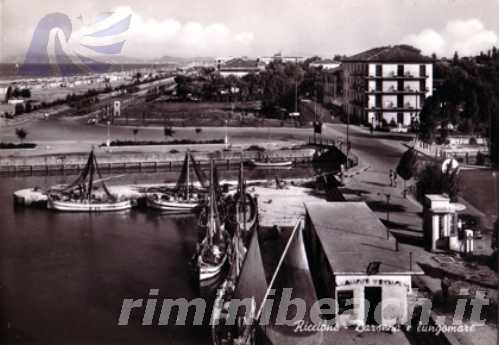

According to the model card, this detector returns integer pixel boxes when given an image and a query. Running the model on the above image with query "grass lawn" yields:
[459,169,498,220]
[116,101,306,127]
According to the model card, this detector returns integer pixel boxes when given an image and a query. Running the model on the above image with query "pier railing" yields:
[0,148,316,175]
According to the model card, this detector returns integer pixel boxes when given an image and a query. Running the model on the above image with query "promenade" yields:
[331,124,497,345]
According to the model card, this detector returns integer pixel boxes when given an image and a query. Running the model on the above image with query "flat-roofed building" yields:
[304,202,423,327]
[309,58,341,70]
[323,45,434,129]
[217,58,264,78]
[259,52,308,65]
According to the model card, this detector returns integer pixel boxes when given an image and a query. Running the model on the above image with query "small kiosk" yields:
[422,194,472,254]
[304,202,424,327]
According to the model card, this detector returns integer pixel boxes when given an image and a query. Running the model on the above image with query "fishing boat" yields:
[249,151,293,168]
[146,151,207,212]
[211,225,263,345]
[211,219,305,345]
[195,160,229,284]
[47,150,132,212]
[48,198,132,212]
[227,161,258,236]
[249,159,293,168]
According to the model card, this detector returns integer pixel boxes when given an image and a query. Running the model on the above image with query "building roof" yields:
[343,45,432,63]
[305,202,423,275]
[310,58,340,65]
[220,58,260,69]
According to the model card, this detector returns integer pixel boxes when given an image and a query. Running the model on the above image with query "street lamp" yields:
[346,110,350,169]
[106,121,111,148]
[224,119,229,150]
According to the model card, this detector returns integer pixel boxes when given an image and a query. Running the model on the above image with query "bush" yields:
[0,142,36,149]
[100,139,224,147]
[245,145,266,152]
[415,163,460,203]
[163,126,175,137]
[195,127,202,133]
[15,128,28,142]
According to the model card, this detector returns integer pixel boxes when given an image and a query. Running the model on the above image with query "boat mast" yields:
[241,160,247,233]
[208,159,215,246]
[186,150,190,199]
[87,151,95,202]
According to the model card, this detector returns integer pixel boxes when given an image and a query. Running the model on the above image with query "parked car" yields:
[389,125,409,133]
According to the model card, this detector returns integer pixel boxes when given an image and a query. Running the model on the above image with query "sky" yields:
[1,0,499,61]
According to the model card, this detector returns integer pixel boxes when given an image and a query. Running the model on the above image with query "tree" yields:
[5,86,12,103]
[163,126,174,137]
[135,72,142,83]
[416,163,460,202]
[20,88,31,98]
[396,148,420,180]
[464,89,479,134]
[418,95,441,142]
[490,100,499,167]
[15,128,28,144]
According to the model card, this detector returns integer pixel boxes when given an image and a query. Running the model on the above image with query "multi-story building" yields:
[259,52,308,65]
[324,45,434,128]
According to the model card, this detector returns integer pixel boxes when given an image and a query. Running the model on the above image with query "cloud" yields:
[402,18,498,57]
[107,6,254,57]
[235,32,254,46]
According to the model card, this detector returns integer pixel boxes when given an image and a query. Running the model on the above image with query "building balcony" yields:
[365,74,428,80]
[366,105,422,112]
[366,88,427,95]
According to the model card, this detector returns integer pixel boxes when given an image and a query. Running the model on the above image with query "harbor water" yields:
[0,166,316,344]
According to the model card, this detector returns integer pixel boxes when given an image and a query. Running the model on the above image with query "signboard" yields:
[336,276,411,291]
[289,112,300,117]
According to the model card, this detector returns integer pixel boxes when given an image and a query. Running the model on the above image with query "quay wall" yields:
[0,147,316,174]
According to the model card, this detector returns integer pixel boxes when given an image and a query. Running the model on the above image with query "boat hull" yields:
[199,254,227,281]
[249,160,293,167]
[146,194,201,212]
[48,199,132,212]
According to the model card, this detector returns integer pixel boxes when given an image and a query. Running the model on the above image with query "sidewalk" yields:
[340,148,497,345]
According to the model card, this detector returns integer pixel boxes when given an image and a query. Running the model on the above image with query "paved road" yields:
[322,123,413,172]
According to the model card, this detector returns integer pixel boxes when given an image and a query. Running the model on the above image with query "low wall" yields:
[0,147,316,174]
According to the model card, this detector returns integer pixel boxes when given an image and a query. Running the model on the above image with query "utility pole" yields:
[346,110,350,169]
[385,193,391,223]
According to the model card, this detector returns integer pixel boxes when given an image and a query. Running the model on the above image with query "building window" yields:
[375,65,382,77]
[337,290,354,315]
[397,112,404,124]
[397,95,403,108]
[397,80,403,91]
[397,65,404,76]
[420,64,426,77]
[420,79,426,93]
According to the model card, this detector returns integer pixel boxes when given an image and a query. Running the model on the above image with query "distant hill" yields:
[2,53,215,66]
